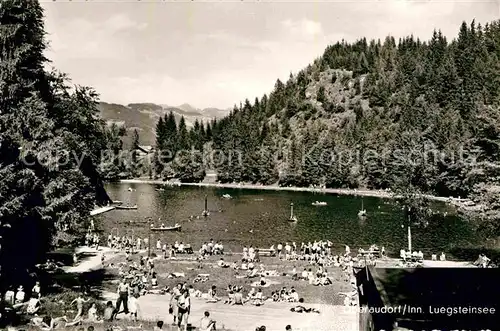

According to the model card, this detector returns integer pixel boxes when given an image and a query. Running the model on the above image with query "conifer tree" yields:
[0,0,111,284]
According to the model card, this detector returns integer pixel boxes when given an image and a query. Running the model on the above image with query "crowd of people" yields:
[3,222,390,331]
[106,232,206,259]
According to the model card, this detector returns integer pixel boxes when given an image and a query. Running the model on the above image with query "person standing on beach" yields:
[115,278,130,317]
[177,290,191,330]
[128,293,140,322]
[70,294,90,321]
[170,283,182,325]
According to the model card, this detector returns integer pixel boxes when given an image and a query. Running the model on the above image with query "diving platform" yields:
[90,206,115,216]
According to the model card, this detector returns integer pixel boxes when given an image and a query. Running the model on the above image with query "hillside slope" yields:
[206,21,500,234]
[98,102,228,146]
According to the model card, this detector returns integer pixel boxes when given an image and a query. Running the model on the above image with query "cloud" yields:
[103,14,147,32]
[281,18,323,39]
[41,1,498,109]
[45,13,147,61]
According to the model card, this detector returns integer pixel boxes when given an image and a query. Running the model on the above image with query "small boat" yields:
[222,194,232,199]
[312,201,327,206]
[288,203,297,222]
[112,200,123,205]
[151,224,181,232]
[115,205,138,210]
[127,187,133,192]
[156,188,165,192]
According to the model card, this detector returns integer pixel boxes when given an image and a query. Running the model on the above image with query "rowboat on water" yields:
[112,200,123,205]
[312,201,327,206]
[151,224,181,232]
[222,194,232,199]
[115,205,138,210]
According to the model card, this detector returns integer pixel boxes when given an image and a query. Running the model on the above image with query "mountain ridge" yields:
[97,101,229,146]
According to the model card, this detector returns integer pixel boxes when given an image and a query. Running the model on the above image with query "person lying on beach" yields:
[311,275,333,286]
[290,299,320,314]
[217,259,230,268]
[145,286,170,295]
[194,274,209,283]
[247,269,259,278]
[32,315,81,330]
[30,315,51,329]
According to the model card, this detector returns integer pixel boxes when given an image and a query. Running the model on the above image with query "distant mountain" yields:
[174,103,231,119]
[97,102,229,147]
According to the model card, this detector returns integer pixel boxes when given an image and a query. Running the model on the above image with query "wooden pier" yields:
[90,206,115,216]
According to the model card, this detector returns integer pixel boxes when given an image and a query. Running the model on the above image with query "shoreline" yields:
[119,179,456,203]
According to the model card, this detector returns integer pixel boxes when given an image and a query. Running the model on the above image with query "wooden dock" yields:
[90,206,115,216]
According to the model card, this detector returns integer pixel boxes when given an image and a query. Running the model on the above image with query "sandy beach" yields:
[120,178,457,203]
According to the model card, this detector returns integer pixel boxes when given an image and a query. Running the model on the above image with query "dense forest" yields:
[0,0,117,286]
[154,20,500,235]
[153,112,212,182]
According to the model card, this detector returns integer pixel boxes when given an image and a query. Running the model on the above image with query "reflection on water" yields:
[99,183,481,257]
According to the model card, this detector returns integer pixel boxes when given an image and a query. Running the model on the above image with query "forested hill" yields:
[209,21,500,202]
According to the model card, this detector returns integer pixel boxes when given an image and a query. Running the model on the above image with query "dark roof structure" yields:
[357,267,500,330]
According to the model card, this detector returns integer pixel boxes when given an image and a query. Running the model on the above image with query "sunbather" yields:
[290,299,320,314]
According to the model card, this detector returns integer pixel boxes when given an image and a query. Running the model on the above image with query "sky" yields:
[41,0,500,109]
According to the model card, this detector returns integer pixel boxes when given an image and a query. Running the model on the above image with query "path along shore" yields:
[120,179,462,204]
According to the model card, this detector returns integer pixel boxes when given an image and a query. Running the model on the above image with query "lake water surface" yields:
[99,183,481,258]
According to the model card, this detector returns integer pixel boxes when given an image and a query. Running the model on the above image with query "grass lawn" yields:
[103,251,351,305]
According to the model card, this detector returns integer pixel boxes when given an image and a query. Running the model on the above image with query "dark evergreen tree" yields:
[0,0,111,286]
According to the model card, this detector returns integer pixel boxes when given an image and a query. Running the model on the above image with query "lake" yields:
[99,183,481,258]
